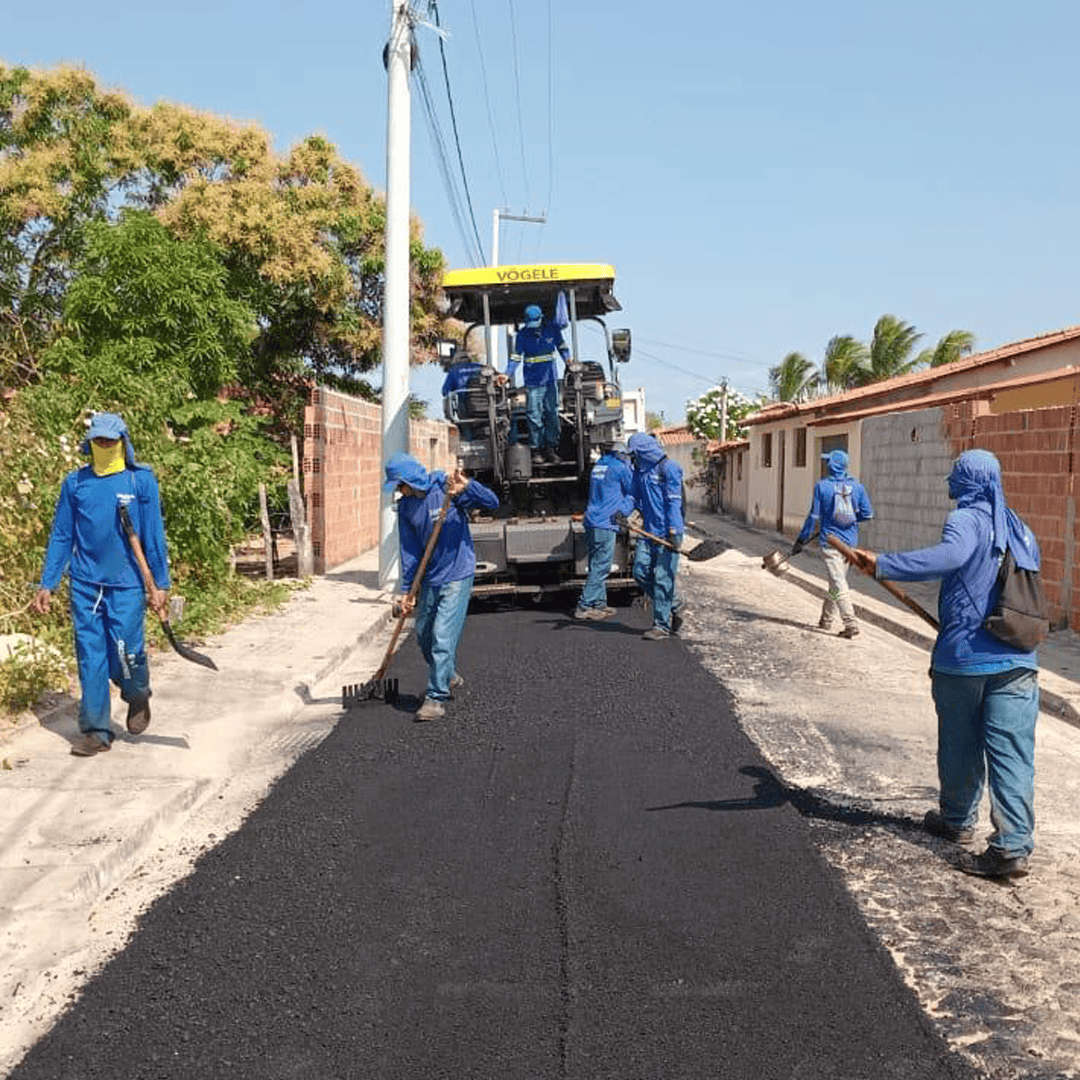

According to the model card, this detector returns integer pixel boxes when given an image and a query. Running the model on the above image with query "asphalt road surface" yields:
[10,599,979,1080]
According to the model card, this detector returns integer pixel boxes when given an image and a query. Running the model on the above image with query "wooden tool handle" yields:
[825,534,940,631]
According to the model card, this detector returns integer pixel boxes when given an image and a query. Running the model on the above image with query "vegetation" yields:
[766,315,975,402]
[685,385,766,442]
[0,63,452,718]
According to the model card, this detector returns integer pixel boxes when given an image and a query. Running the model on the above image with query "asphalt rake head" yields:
[342,677,399,709]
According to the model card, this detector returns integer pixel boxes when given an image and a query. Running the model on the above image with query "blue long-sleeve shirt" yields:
[796,476,873,548]
[628,434,684,538]
[507,322,570,387]
[39,466,171,591]
[397,476,500,592]
[583,453,635,532]
[875,502,1038,674]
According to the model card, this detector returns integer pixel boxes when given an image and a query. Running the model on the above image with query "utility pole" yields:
[489,207,546,369]
[719,379,729,443]
[379,2,414,590]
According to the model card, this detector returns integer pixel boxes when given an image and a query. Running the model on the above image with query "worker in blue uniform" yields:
[575,442,634,620]
[384,452,499,722]
[32,412,171,756]
[506,303,570,464]
[627,432,685,639]
[851,449,1041,880]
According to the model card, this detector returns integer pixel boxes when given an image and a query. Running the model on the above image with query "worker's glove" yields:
[790,539,804,557]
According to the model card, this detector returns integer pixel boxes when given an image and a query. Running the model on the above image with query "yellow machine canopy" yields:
[441,263,621,327]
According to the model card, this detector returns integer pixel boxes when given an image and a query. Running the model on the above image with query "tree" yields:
[918,329,975,368]
[859,314,925,385]
[821,335,869,393]
[686,385,765,441]
[768,351,819,402]
[645,410,665,431]
[1,64,451,419]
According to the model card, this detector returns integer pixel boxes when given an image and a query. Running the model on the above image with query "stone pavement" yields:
[2,514,1080,1078]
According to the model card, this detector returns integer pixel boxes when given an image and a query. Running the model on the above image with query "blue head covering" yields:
[821,449,849,478]
[523,304,543,329]
[947,448,1038,568]
[81,412,137,468]
[383,452,446,494]
[627,431,665,469]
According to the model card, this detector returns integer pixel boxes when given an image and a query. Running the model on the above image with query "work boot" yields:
[923,809,975,845]
[449,673,464,689]
[671,607,685,634]
[575,607,613,621]
[71,733,111,757]
[642,627,669,641]
[126,698,151,735]
[817,617,836,631]
[531,450,545,466]
[956,847,1029,880]
[838,626,860,639]
[414,698,446,722]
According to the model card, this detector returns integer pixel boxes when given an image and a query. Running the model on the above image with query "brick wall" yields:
[303,387,458,573]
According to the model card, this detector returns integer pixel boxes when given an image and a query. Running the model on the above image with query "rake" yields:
[342,485,455,709]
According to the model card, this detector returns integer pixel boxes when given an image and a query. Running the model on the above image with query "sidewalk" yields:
[0,547,397,1074]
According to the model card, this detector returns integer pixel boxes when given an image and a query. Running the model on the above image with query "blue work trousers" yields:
[578,527,617,610]
[633,535,682,634]
[524,382,560,450]
[931,667,1039,858]
[415,575,474,702]
[69,577,150,744]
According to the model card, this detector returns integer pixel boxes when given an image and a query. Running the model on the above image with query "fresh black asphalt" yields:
[10,600,980,1080]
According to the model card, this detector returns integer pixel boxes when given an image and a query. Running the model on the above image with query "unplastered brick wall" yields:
[303,386,458,573]
[861,398,1078,631]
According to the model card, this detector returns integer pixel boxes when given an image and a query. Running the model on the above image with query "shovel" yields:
[615,515,728,562]
[342,484,456,709]
[825,535,939,631]
[118,505,219,671]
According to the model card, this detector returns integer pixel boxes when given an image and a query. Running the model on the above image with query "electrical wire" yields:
[635,335,771,367]
[430,2,486,263]
[470,0,509,212]
[506,0,531,209]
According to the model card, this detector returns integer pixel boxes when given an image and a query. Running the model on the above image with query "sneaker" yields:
[923,809,975,845]
[838,626,860,639]
[126,698,151,735]
[957,847,1030,880]
[414,698,446,722]
[642,627,669,641]
[575,607,614,621]
[71,733,111,757]
[449,673,464,689]
[818,617,836,631]
[531,451,545,466]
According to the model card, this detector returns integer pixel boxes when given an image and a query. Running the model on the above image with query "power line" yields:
[506,0,531,209]
[469,0,508,216]
[635,335,771,368]
[634,348,767,400]
[430,2,486,263]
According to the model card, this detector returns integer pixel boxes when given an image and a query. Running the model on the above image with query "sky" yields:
[6,0,1080,425]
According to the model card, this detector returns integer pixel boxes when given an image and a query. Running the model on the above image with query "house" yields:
[734,324,1080,629]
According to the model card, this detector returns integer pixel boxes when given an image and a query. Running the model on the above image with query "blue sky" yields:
[6,0,1080,424]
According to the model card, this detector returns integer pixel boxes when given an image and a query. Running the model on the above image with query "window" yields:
[795,427,807,467]
[762,432,773,468]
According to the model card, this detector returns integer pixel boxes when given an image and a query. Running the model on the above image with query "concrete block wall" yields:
[303,387,458,574]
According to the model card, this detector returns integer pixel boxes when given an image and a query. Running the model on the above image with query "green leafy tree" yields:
[645,410,665,431]
[859,314,925,385]
[768,351,819,402]
[918,329,975,368]
[821,334,869,392]
[686,385,765,441]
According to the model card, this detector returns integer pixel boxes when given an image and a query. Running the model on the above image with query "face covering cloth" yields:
[90,441,125,476]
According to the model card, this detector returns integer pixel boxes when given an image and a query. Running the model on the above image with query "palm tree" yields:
[768,351,819,402]
[821,335,869,393]
[917,329,976,368]
[859,314,924,385]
